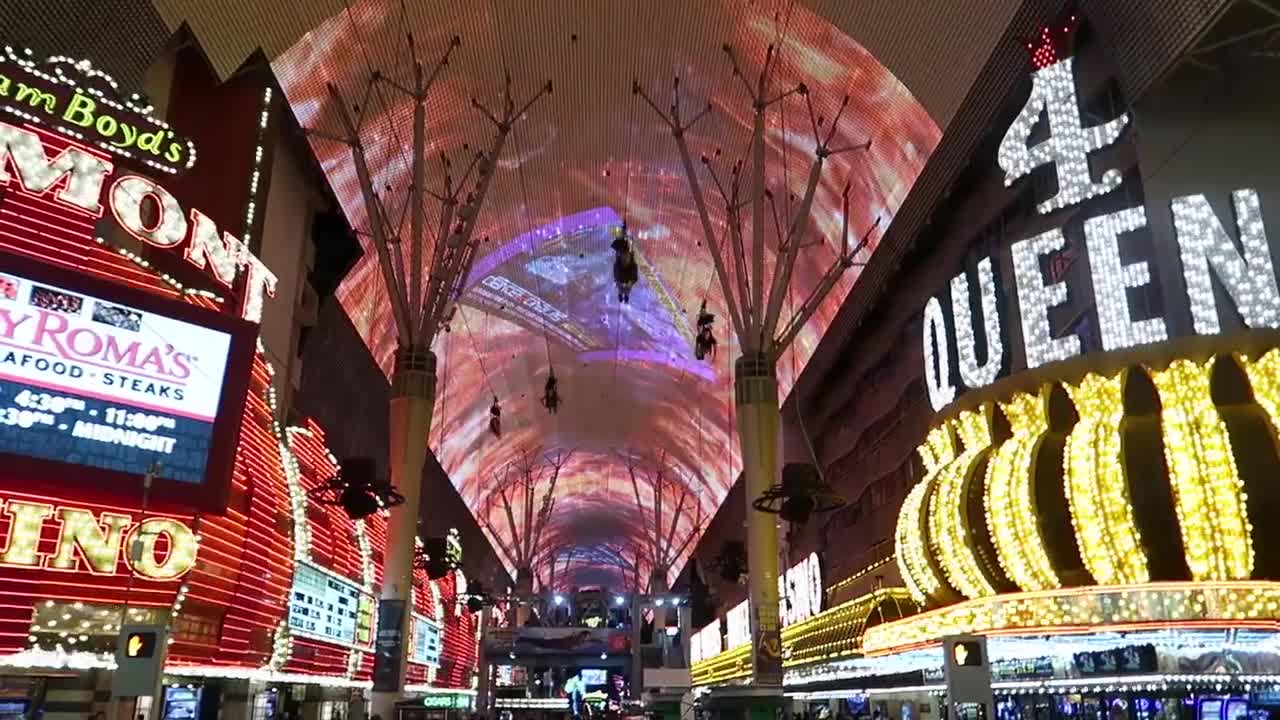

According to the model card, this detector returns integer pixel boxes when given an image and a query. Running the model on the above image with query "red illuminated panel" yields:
[0,125,180,300]
[288,421,369,580]
[283,419,380,678]
[0,489,191,655]
[0,129,293,666]
[167,354,294,667]
[433,572,479,688]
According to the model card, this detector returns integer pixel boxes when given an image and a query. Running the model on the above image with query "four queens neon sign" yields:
[0,120,277,322]
[922,53,1280,411]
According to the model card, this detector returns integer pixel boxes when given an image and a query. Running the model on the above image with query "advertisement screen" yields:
[288,562,376,648]
[0,251,254,511]
[460,208,707,379]
[580,669,607,685]
[410,614,442,665]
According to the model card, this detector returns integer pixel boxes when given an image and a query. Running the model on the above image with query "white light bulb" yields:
[950,256,1005,388]
[1084,205,1167,351]
[1011,228,1081,368]
[1171,190,1280,335]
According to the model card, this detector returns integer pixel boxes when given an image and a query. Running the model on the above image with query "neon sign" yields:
[0,497,196,579]
[778,551,823,627]
[0,48,195,175]
[0,120,277,321]
[922,55,1280,411]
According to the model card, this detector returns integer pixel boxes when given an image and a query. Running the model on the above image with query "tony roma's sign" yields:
[922,54,1280,411]
[0,48,195,176]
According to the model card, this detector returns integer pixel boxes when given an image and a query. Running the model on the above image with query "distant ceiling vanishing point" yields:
[159,0,948,589]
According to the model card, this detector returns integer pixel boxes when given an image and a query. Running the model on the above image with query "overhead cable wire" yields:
[458,305,498,400]
[493,7,555,370]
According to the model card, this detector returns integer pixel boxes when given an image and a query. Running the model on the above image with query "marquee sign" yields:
[0,48,195,176]
[0,496,196,580]
[0,120,277,322]
[0,250,255,512]
[922,55,1280,411]
[287,561,377,649]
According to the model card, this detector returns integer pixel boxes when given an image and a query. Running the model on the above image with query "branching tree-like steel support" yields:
[635,42,879,691]
[625,451,704,592]
[307,35,550,713]
[544,543,641,592]
[480,448,572,595]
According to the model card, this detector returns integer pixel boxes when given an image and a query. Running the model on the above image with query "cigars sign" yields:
[0,50,276,323]
[922,55,1280,411]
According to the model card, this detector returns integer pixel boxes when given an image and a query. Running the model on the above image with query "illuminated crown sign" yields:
[1024,15,1081,70]
[999,20,1129,215]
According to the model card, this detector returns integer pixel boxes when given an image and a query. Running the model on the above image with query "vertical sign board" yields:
[112,624,168,697]
[943,635,993,717]
[751,601,783,687]
[372,599,406,692]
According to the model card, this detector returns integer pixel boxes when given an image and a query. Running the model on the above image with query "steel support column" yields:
[733,353,783,689]
[371,345,436,718]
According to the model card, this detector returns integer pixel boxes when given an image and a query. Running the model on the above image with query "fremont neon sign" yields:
[0,498,196,580]
[0,120,277,322]
[922,56,1280,411]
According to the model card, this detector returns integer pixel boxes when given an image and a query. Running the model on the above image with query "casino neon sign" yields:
[922,55,1280,411]
[0,120,277,322]
[0,498,197,580]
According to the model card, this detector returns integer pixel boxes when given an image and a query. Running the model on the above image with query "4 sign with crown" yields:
[921,18,1280,412]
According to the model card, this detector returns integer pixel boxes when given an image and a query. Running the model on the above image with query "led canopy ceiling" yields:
[269,0,940,589]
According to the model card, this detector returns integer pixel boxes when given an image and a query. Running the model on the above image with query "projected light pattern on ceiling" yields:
[272,0,940,590]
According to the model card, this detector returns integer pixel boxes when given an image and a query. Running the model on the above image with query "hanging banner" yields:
[372,599,405,692]
[751,601,783,687]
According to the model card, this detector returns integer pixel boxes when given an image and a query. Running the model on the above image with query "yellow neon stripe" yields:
[1064,373,1149,585]
[896,425,953,603]
[1240,349,1280,434]
[1150,359,1253,580]
[986,390,1060,591]
[928,409,996,598]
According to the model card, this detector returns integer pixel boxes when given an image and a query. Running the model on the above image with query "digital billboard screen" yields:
[410,614,442,666]
[287,562,376,648]
[0,250,255,512]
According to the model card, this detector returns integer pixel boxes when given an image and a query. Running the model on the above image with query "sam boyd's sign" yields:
[0,47,195,175]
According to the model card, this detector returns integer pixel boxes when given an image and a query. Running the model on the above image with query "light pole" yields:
[636,43,877,706]
[311,37,550,716]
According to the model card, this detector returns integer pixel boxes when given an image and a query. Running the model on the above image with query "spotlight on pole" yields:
[553,594,565,606]
[614,596,625,606]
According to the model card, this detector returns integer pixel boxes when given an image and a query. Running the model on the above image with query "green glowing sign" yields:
[421,694,471,709]
[0,47,196,174]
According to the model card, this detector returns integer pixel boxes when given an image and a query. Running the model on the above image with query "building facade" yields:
[0,36,485,720]
[688,2,1280,719]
